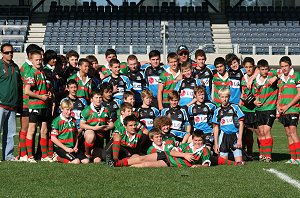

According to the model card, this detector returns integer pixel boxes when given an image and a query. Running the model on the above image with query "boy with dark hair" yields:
[253,59,278,162]
[64,50,79,78]
[277,56,300,164]
[86,55,102,90]
[154,116,178,146]
[157,52,181,110]
[68,58,92,102]
[102,58,133,101]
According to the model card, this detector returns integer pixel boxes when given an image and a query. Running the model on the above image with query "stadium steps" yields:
[26,12,47,45]
[211,24,233,54]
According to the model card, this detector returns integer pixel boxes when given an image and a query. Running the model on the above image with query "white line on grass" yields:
[264,168,300,191]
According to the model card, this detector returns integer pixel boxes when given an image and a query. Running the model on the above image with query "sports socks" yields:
[294,142,300,159]
[26,138,33,158]
[40,137,48,158]
[261,138,273,159]
[112,140,121,161]
[84,141,94,156]
[57,156,70,164]
[114,158,129,167]
[289,143,297,160]
[47,137,54,157]
[19,130,27,157]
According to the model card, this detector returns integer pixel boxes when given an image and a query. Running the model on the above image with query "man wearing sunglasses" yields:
[0,43,20,161]
[177,45,190,65]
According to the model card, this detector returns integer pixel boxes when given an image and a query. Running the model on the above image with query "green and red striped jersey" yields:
[212,72,230,106]
[253,70,278,111]
[51,114,77,148]
[114,116,147,135]
[278,68,300,114]
[25,67,48,109]
[100,62,129,76]
[240,74,256,113]
[147,141,176,154]
[80,103,110,138]
[114,129,143,149]
[68,72,92,102]
[159,68,180,105]
[20,60,32,108]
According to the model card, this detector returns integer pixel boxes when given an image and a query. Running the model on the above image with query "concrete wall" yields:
[6,53,300,67]
[1,0,19,5]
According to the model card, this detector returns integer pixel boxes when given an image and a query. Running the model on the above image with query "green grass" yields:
[0,121,299,197]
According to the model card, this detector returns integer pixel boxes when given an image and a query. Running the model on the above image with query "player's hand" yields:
[93,123,105,131]
[254,99,262,107]
[236,140,242,148]
[184,153,194,162]
[267,76,278,85]
[65,148,74,153]
[280,105,289,114]
[247,78,254,89]
[40,94,49,101]
[73,147,78,153]
[214,145,220,154]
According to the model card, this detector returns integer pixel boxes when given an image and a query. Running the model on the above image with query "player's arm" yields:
[79,120,107,131]
[213,123,220,154]
[157,83,164,110]
[24,84,49,101]
[181,125,191,144]
[237,119,244,148]
[51,135,73,153]
[281,87,300,113]
[169,149,194,162]
[247,68,259,89]
[191,164,209,168]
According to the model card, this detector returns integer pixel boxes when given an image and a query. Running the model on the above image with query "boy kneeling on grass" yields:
[51,99,89,164]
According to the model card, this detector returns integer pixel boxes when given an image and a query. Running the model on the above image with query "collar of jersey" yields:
[126,131,136,142]
[25,59,33,66]
[60,113,72,122]
[152,142,165,151]
[189,142,205,153]
[280,68,294,82]
[256,73,268,86]
[165,67,180,79]
[76,71,90,84]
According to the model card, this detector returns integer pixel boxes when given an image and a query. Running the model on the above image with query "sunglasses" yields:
[2,51,13,55]
[179,52,188,56]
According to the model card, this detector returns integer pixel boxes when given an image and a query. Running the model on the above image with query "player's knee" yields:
[84,130,95,143]
[113,133,121,141]
[93,157,101,163]
[81,158,89,164]
[70,159,80,164]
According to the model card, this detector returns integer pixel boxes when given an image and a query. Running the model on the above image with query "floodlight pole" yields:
[161,21,167,64]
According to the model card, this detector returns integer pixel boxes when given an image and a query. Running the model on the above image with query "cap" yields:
[177,45,189,54]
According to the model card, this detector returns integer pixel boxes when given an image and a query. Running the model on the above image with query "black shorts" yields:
[29,108,50,123]
[55,147,87,161]
[219,132,238,153]
[78,132,104,159]
[157,151,170,167]
[22,108,29,117]
[243,112,257,129]
[279,114,299,127]
[256,110,276,127]
[203,133,214,147]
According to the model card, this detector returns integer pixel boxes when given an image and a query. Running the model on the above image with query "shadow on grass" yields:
[253,152,290,162]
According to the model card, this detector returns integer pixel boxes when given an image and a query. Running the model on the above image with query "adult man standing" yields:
[0,43,20,161]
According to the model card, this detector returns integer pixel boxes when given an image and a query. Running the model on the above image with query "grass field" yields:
[0,121,299,197]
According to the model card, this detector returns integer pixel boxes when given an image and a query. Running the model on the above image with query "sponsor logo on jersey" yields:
[136,76,141,80]
[148,76,159,85]
[178,114,182,119]
[194,115,207,123]
[149,111,154,116]
[230,79,240,88]
[180,89,194,98]
[290,79,295,83]
[172,120,182,130]
[220,116,233,125]
[228,109,233,114]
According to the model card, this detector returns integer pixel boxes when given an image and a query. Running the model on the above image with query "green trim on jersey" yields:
[240,74,256,112]
[20,61,31,108]
[159,69,179,105]
[68,72,92,102]
[212,73,230,107]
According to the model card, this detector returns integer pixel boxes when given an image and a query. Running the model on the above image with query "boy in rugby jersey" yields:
[212,57,230,106]
[86,55,102,90]
[213,88,245,165]
[147,128,174,154]
[174,62,202,107]
[64,50,79,78]
[137,90,160,131]
[239,57,257,160]
[80,89,114,163]
[102,58,133,101]
[154,116,179,147]
[277,56,300,164]
[253,59,278,162]
[51,99,89,164]
[188,86,216,149]
[67,58,92,103]
[141,50,165,108]
[157,52,181,110]
[24,51,53,163]
[126,55,146,107]
[161,91,191,143]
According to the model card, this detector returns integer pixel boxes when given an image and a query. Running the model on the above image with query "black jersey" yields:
[136,107,160,131]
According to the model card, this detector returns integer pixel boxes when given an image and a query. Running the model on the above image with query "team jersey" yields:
[51,114,77,148]
[113,116,146,135]
[228,68,244,104]
[100,62,129,76]
[161,106,190,139]
[142,64,165,97]
[60,97,88,129]
[102,99,122,121]
[212,103,245,134]
[147,141,175,154]
[114,129,143,149]
[102,75,133,100]
[174,78,202,106]
[20,60,32,109]
[136,106,160,131]
[68,72,92,102]
[126,69,146,104]
[25,67,48,109]
[188,102,216,133]
[192,64,215,101]
[212,72,230,106]
[240,74,256,113]
[278,68,300,114]
[162,133,179,147]
[253,70,278,111]
[167,143,211,167]
[80,103,110,138]
[159,67,181,105]
[43,64,57,91]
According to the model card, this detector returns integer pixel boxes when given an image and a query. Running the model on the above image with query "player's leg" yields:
[76,150,89,164]
[111,133,121,161]
[18,109,29,160]
[26,112,37,162]
[55,148,79,164]
[131,160,168,167]
[83,130,96,158]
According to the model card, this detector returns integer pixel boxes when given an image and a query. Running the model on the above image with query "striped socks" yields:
[19,130,27,157]
[40,137,48,158]
[112,140,121,161]
[26,138,33,158]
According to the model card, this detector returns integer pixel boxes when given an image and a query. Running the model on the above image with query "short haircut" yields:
[30,50,42,57]
[57,55,67,65]
[91,89,101,97]
[25,44,41,56]
[86,55,98,63]
[120,102,133,112]
[66,50,79,60]
[194,86,206,95]
[167,52,179,62]
[153,116,172,130]
[181,62,192,71]
[105,48,116,57]
[149,128,162,139]
[127,54,138,62]
[192,129,205,139]
[194,49,207,60]
[242,57,255,66]
[1,43,13,52]
[99,82,113,95]
[149,50,160,59]
[218,87,230,97]
[279,56,292,66]
[123,90,135,100]
[109,58,120,67]
[123,115,137,126]
[43,50,57,65]
[168,90,180,101]
[225,53,240,66]
[257,59,269,68]
[60,99,74,109]
[78,58,90,66]
[141,90,153,99]
[214,57,226,66]
[66,79,78,87]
